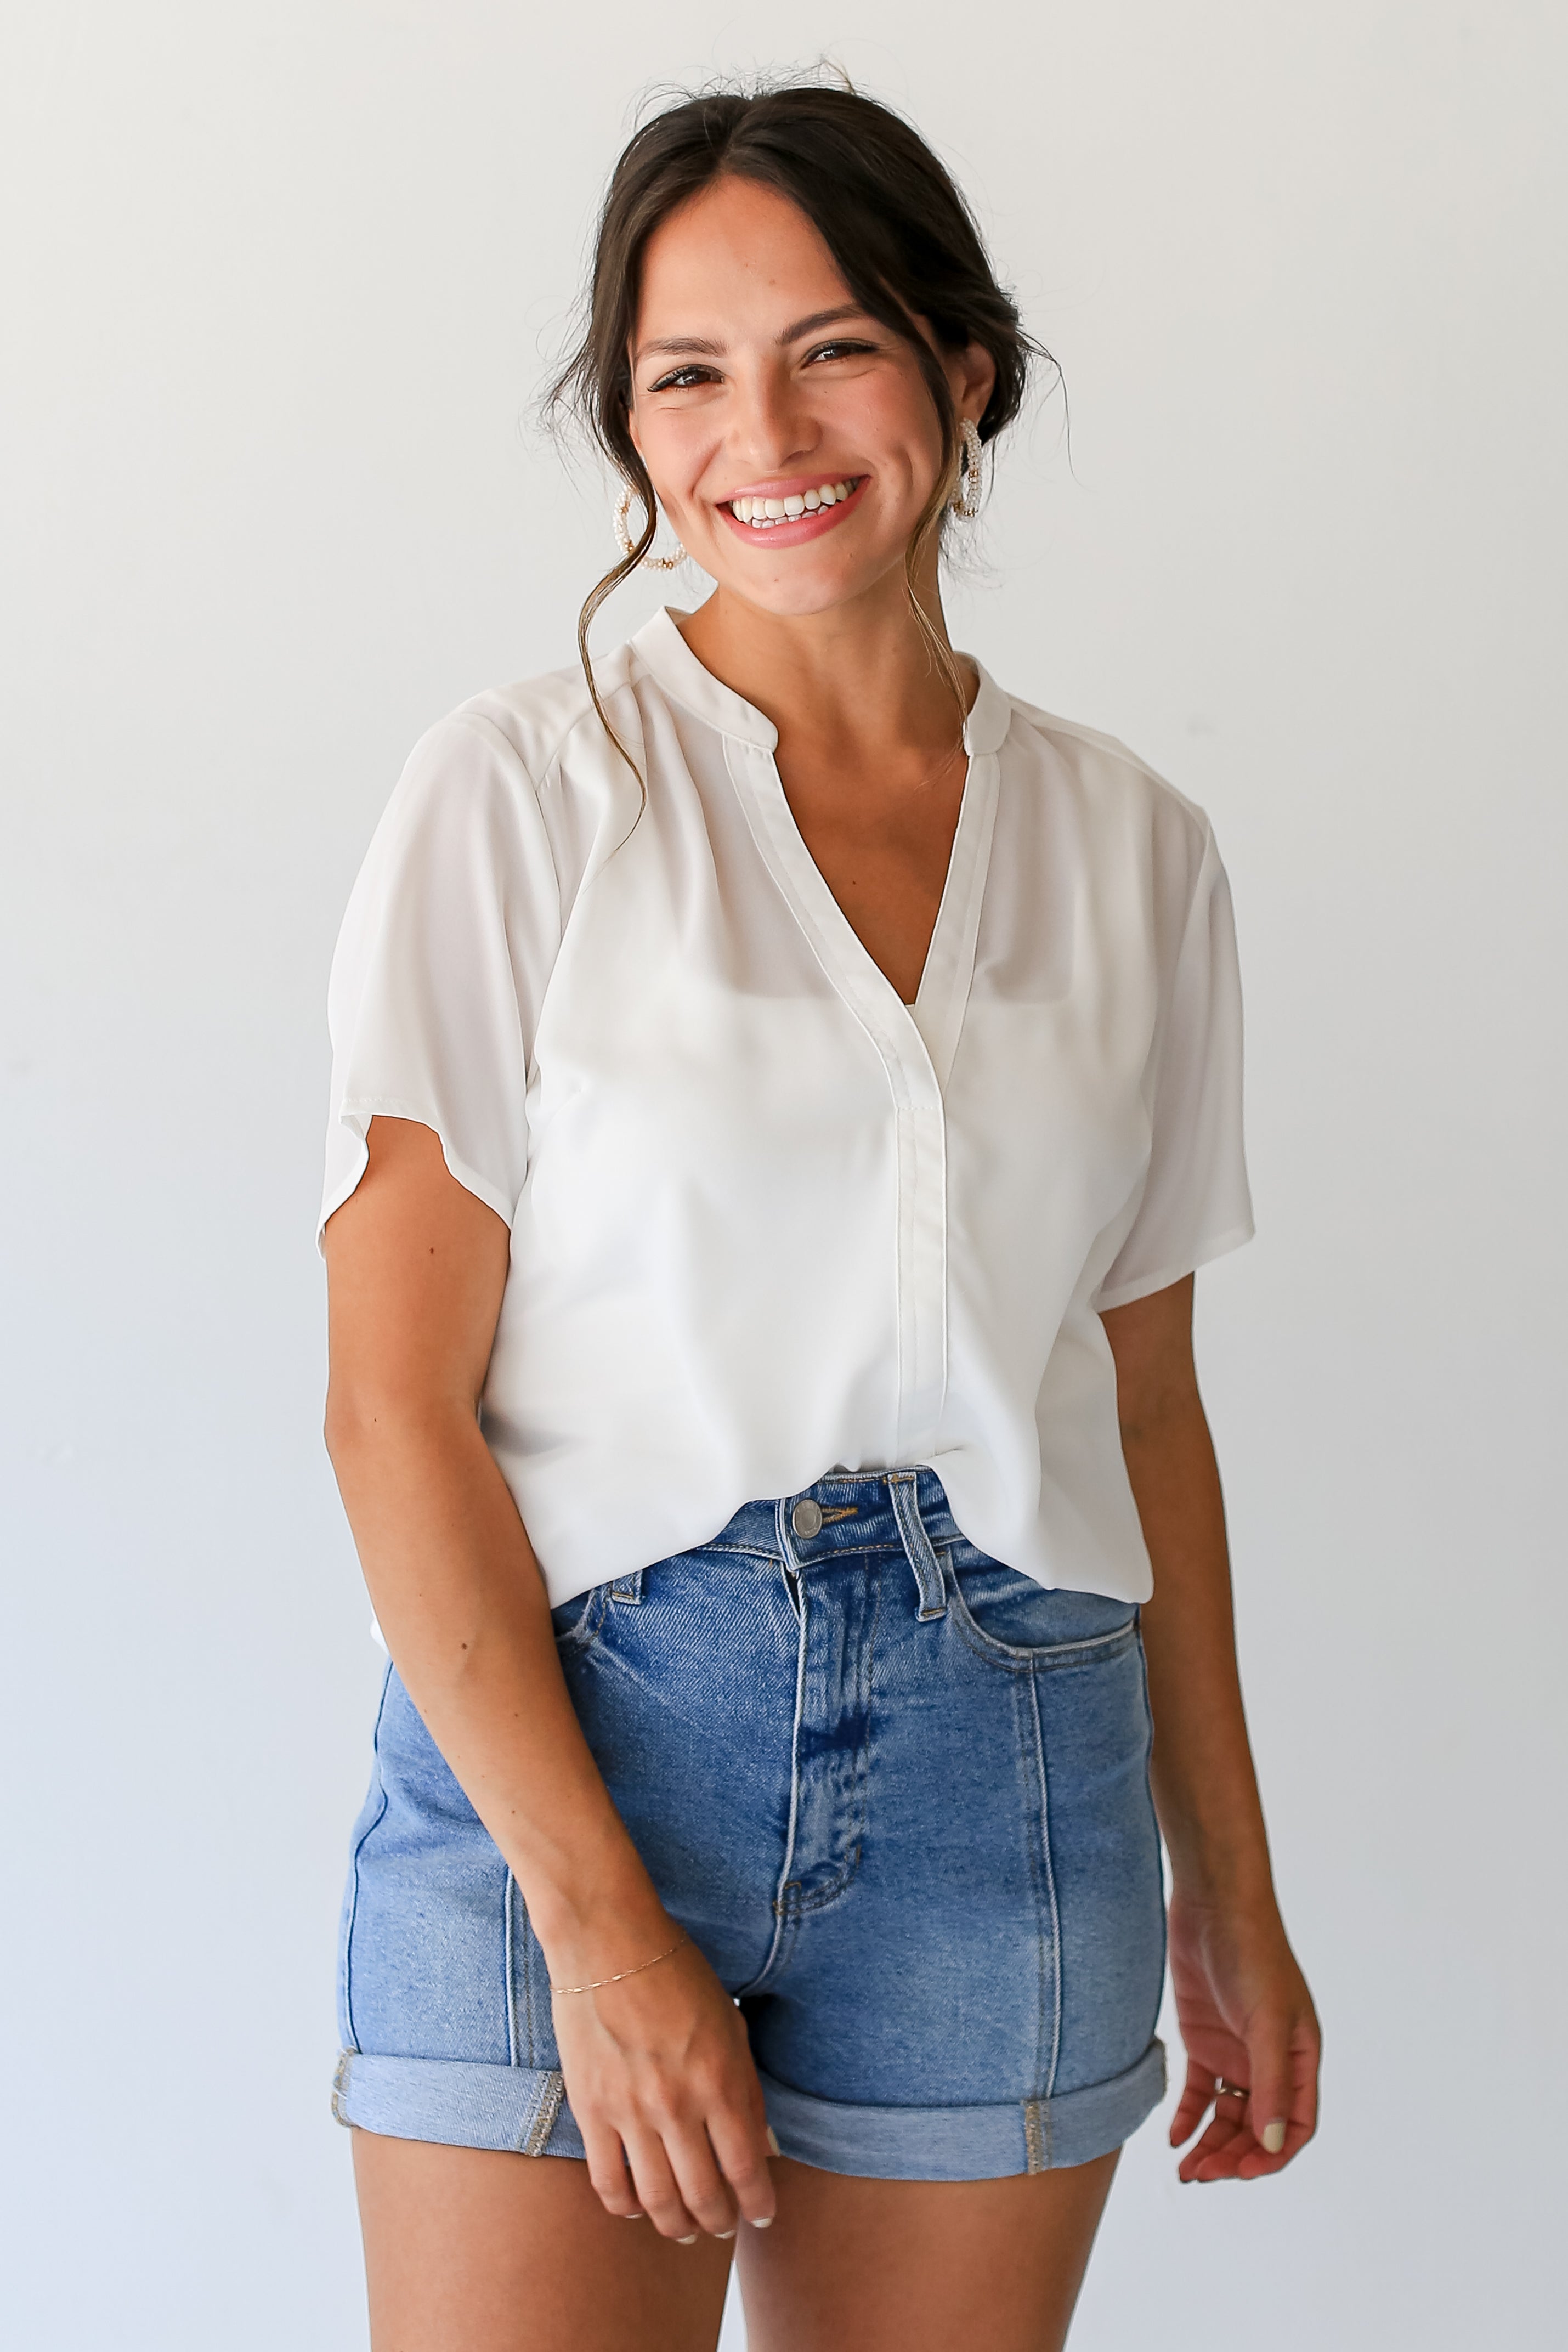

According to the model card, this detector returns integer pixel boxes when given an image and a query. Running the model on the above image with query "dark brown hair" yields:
[549,80,1053,760]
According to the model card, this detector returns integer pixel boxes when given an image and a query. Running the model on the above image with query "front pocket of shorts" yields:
[945,1554,1137,1667]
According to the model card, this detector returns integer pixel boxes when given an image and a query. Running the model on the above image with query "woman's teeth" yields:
[728,479,858,528]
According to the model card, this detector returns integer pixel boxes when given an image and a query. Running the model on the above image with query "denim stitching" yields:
[340,1662,395,2055]
[779,1539,912,1559]
[520,1881,543,2067]
[849,1556,883,1880]
[782,1546,882,1916]
[1010,1675,1051,2124]
[503,1872,520,2068]
[888,1471,947,1618]
[1134,1620,1169,2040]
[522,2072,565,2158]
[945,1565,1139,1675]
[763,1547,809,1926]
[953,1618,1137,1677]
[1027,1671,1065,2112]
[734,1540,811,1994]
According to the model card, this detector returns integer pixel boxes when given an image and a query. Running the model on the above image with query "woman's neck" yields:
[675,562,976,767]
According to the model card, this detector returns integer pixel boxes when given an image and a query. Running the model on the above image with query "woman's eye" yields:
[648,364,719,393]
[805,340,877,365]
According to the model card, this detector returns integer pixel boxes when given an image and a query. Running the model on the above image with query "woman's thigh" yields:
[353,2130,1116,2352]
[352,2129,733,2352]
[738,2151,1120,2352]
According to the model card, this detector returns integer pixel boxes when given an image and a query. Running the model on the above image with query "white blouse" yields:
[320,609,1252,1608]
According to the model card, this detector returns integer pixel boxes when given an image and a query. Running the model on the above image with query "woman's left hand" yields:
[1166,1887,1321,2181]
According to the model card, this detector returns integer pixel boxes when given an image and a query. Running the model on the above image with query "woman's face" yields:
[626,176,995,620]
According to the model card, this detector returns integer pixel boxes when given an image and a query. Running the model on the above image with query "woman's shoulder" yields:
[1000,689,1214,852]
[344,645,656,943]
[419,640,639,795]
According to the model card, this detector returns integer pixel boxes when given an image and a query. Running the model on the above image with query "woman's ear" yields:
[953,341,998,425]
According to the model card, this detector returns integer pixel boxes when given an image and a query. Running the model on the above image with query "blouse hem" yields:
[1091,1218,1255,1313]
[315,1097,517,1255]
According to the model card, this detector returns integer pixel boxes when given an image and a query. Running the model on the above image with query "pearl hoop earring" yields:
[614,485,686,572]
[950,419,984,519]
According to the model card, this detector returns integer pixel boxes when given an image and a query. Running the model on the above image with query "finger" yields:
[621,2130,703,2242]
[1188,2129,1258,2183]
[1235,2055,1320,2178]
[1177,2110,1247,2184]
[1235,2133,1298,2179]
[663,2122,740,2240]
[581,2124,645,2221]
[1242,2008,1294,2161]
[1169,2059,1221,2147]
[706,2104,778,2230]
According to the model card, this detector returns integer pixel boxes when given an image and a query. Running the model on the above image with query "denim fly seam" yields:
[782,1529,879,1927]
[733,1530,807,1995]
[737,1477,956,1997]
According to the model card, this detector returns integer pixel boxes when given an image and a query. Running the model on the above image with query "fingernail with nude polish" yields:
[766,2128,782,2156]
[1261,2120,1287,2155]
[677,2234,698,2246]
[750,2216,774,2229]
[716,2230,737,2241]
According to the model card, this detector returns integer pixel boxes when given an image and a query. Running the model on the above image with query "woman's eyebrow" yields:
[634,304,874,366]
[636,333,726,363]
[776,303,873,343]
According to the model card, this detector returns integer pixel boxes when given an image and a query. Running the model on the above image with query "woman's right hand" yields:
[548,1929,778,2241]
[326,1120,775,2241]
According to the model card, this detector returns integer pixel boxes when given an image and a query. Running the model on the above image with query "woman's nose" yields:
[727,365,816,475]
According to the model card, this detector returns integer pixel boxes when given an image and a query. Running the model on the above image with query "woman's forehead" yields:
[635,179,852,344]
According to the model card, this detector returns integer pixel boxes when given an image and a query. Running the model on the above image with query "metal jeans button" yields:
[791,1499,824,1538]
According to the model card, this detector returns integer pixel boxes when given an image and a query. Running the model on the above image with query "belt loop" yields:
[888,1472,947,1621]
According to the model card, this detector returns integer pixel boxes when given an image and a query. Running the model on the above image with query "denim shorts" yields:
[331,1470,1167,2181]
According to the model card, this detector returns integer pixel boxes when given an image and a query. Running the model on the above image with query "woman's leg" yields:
[355,2129,1116,2352]
[738,2151,1120,2352]
[352,2129,734,2352]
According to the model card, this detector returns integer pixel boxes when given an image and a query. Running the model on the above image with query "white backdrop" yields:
[3,4,1564,2345]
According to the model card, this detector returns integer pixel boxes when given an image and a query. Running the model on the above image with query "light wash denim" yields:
[332,1469,1167,2180]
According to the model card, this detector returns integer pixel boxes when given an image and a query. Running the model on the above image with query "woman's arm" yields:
[1101,1274,1320,2181]
[323,1113,775,2238]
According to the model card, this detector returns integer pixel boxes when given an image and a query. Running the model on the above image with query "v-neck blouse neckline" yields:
[631,608,1009,1092]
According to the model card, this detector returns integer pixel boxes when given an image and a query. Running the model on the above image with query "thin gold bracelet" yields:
[548,1933,689,1996]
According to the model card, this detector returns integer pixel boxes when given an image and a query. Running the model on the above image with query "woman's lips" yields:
[715,475,868,549]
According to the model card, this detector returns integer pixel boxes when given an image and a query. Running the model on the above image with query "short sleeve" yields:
[316,712,562,1250]
[1094,822,1254,1310]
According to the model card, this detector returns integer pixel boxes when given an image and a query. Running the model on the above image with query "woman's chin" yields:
[699,553,915,625]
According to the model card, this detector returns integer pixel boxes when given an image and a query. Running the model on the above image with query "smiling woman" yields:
[550,87,1045,761]
[319,76,1319,2352]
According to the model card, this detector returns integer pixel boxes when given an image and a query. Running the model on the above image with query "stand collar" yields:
[629,607,1013,759]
